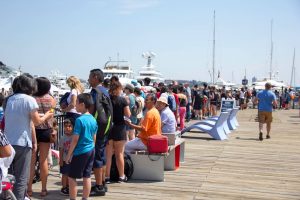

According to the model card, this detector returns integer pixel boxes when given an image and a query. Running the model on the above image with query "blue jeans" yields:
[9,146,32,200]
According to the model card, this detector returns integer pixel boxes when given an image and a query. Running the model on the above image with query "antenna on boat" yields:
[290,48,296,87]
[269,19,273,80]
[142,51,156,67]
[212,10,216,84]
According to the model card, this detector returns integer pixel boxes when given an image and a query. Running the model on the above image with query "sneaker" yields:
[266,135,271,139]
[118,176,128,183]
[105,177,111,184]
[60,187,69,196]
[90,185,106,196]
[259,132,263,141]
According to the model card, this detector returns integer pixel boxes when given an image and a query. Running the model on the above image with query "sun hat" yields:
[157,96,169,105]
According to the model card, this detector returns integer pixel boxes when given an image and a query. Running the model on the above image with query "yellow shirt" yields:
[138,107,162,145]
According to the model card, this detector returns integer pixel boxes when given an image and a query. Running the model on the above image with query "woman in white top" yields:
[61,76,84,121]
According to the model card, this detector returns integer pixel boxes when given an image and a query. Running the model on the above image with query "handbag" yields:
[147,135,168,154]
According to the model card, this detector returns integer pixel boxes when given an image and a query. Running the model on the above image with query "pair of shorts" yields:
[93,138,107,169]
[109,124,127,141]
[36,128,52,143]
[60,162,70,175]
[258,111,273,123]
[68,149,95,179]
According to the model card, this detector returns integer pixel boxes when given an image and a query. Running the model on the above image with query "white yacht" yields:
[0,62,21,90]
[135,52,165,83]
[48,70,69,96]
[103,60,135,85]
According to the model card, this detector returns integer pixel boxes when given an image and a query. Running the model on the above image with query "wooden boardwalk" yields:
[31,109,300,200]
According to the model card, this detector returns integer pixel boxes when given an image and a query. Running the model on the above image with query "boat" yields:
[103,59,136,85]
[135,52,165,83]
[48,70,70,96]
[0,62,21,90]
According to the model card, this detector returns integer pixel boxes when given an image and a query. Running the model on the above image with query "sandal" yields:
[27,190,33,197]
[40,189,48,197]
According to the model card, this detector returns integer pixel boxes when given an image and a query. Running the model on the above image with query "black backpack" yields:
[110,153,134,182]
[59,92,70,109]
[93,88,113,138]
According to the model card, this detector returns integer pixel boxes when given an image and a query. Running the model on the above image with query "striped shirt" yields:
[0,131,9,147]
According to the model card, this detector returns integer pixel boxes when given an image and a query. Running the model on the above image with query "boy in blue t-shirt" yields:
[65,93,98,200]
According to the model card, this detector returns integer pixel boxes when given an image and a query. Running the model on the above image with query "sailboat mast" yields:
[269,20,273,80]
[290,48,296,87]
[212,10,216,84]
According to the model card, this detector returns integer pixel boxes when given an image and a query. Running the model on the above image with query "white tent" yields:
[252,80,287,88]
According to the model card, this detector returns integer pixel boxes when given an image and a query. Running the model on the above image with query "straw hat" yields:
[157,96,169,105]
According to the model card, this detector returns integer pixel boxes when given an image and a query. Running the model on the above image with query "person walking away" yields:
[193,85,204,120]
[59,118,75,196]
[65,93,97,200]
[252,88,257,109]
[256,82,277,141]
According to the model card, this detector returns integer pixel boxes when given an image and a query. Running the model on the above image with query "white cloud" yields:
[118,0,160,15]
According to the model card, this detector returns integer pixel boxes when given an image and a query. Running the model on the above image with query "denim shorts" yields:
[93,139,107,169]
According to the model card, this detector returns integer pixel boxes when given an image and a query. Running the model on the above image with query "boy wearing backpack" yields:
[65,93,97,200]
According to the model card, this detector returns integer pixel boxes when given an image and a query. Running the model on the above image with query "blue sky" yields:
[1,0,299,85]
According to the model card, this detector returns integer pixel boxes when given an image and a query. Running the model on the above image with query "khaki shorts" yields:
[258,111,273,123]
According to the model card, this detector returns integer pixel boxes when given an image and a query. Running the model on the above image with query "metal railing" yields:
[53,114,66,150]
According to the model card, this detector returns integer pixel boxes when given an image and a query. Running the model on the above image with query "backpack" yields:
[94,88,113,138]
[129,94,142,117]
[110,153,134,182]
[168,94,176,112]
[59,92,70,109]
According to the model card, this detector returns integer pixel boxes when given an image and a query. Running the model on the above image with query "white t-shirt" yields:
[67,88,81,114]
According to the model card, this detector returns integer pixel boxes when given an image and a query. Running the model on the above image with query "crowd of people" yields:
[0,69,299,200]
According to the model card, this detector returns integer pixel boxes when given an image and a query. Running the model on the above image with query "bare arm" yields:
[0,133,11,158]
[31,122,37,152]
[124,105,131,118]
[65,134,79,164]
[62,94,76,112]
[30,109,53,126]
[125,121,145,132]
[59,148,64,166]
[0,145,11,158]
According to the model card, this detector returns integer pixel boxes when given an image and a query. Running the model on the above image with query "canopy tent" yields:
[252,80,287,89]
[215,77,236,86]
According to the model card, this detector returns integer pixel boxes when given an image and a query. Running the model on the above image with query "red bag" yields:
[147,135,168,154]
